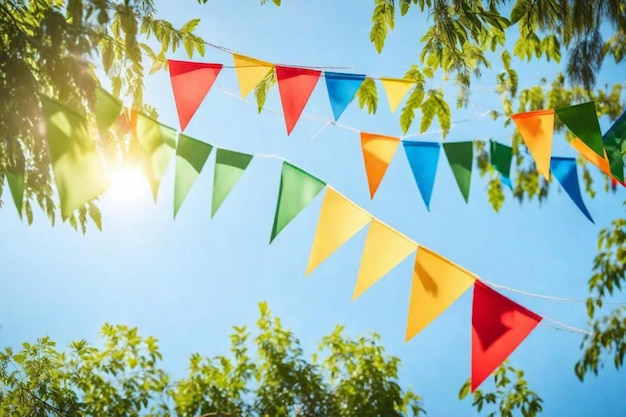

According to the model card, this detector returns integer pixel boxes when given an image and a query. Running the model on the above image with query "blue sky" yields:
[2,1,626,415]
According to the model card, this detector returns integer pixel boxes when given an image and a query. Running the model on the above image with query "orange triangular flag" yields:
[353,220,417,300]
[570,137,612,177]
[511,109,554,180]
[406,246,476,342]
[360,132,400,199]
[306,187,372,275]
[232,54,274,98]
[380,78,414,113]
[168,60,222,132]
[275,65,322,135]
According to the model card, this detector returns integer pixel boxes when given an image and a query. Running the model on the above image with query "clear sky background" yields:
[2,1,626,415]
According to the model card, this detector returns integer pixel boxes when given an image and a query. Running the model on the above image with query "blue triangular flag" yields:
[550,157,594,223]
[324,72,366,121]
[402,141,440,210]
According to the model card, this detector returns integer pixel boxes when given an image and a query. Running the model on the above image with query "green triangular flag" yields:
[5,152,25,217]
[555,102,604,158]
[443,141,473,203]
[212,148,253,217]
[133,112,177,202]
[95,88,123,134]
[270,161,326,243]
[41,97,111,218]
[490,141,512,178]
[603,110,626,181]
[174,134,213,218]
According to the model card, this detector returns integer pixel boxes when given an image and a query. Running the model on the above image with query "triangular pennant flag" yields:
[5,152,25,217]
[41,97,111,218]
[500,174,513,190]
[555,102,604,158]
[602,110,626,181]
[133,112,177,201]
[471,280,542,391]
[270,161,326,242]
[275,65,322,135]
[380,78,414,113]
[95,88,122,134]
[353,220,417,300]
[511,109,554,180]
[443,142,473,203]
[212,148,253,217]
[570,137,612,177]
[489,141,513,180]
[306,187,372,275]
[360,132,400,199]
[232,54,274,98]
[406,246,476,342]
[168,59,223,131]
[402,141,440,210]
[550,157,594,223]
[173,134,213,218]
[324,72,366,121]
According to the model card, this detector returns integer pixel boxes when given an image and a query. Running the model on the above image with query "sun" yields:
[106,166,149,207]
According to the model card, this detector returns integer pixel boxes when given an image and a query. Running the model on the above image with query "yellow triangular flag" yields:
[232,53,274,98]
[353,219,417,299]
[511,109,554,180]
[306,188,372,275]
[406,246,476,342]
[380,78,414,113]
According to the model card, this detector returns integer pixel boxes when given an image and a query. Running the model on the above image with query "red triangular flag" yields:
[471,281,542,391]
[168,60,223,131]
[275,65,321,135]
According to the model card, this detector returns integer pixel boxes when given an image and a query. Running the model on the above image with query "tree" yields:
[0,0,206,229]
[0,302,427,416]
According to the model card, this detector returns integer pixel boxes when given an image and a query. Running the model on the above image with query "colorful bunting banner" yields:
[270,161,326,242]
[232,54,274,98]
[353,220,416,300]
[41,97,111,218]
[443,141,473,203]
[555,102,604,158]
[95,88,123,134]
[511,109,554,180]
[550,157,594,223]
[402,141,440,210]
[324,72,366,121]
[406,246,476,342]
[132,112,177,201]
[471,280,542,391]
[380,78,414,113]
[174,134,213,218]
[360,132,400,199]
[168,59,223,131]
[275,65,322,135]
[306,187,371,275]
[212,148,253,217]
[602,110,626,181]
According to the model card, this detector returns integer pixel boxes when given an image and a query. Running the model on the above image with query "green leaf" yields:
[510,0,530,24]
[180,18,200,33]
[459,380,471,399]
[370,0,395,53]
[254,69,276,113]
[355,77,378,115]
[419,90,436,134]
[400,84,425,133]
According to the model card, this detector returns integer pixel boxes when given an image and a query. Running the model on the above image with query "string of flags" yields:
[4,89,612,391]
[164,56,626,223]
